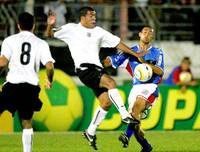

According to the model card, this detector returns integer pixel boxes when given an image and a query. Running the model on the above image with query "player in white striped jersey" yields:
[0,12,55,152]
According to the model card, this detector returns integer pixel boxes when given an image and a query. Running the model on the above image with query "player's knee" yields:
[133,97,147,113]
[133,100,142,109]
[106,79,117,89]
[100,100,112,111]
[100,75,117,89]
[22,120,32,129]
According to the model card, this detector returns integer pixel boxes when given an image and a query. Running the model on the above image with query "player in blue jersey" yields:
[104,26,164,152]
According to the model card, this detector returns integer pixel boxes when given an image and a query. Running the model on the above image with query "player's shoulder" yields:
[53,23,77,32]
[94,26,109,33]
[94,25,103,30]
[151,46,163,54]
[62,23,77,28]
[131,45,139,52]
[2,33,18,42]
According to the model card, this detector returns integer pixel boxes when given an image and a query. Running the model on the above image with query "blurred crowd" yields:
[0,0,199,87]
[0,0,199,5]
[0,0,200,41]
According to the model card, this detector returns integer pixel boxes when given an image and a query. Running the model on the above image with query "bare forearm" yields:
[116,42,135,56]
[149,64,163,76]
[46,62,54,83]
[47,68,54,83]
[138,57,163,76]
[45,24,54,38]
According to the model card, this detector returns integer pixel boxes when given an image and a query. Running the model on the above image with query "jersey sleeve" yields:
[109,52,129,68]
[40,42,55,65]
[155,49,164,74]
[100,29,120,48]
[1,38,12,60]
[53,24,69,40]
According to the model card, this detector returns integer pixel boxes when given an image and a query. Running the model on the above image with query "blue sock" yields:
[135,134,151,149]
[125,124,135,140]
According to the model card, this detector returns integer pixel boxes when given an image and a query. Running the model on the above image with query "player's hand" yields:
[47,10,56,26]
[45,80,52,89]
[103,57,112,67]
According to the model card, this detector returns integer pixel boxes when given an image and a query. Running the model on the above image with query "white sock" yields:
[22,128,33,152]
[87,106,107,136]
[108,88,130,119]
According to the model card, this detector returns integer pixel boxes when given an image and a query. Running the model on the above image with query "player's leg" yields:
[119,84,155,149]
[18,83,42,152]
[100,74,132,123]
[132,97,152,151]
[0,83,10,115]
[77,64,131,123]
[21,119,33,152]
[87,91,111,136]
[83,91,111,150]
[76,66,109,149]
[118,123,134,148]
[19,107,34,152]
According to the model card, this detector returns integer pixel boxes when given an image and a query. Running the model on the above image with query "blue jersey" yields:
[110,45,164,86]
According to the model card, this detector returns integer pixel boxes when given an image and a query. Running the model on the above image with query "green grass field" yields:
[0,131,200,152]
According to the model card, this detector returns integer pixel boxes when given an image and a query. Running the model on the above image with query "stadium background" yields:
[0,1,200,151]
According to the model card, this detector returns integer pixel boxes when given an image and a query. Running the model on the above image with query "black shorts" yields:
[76,63,108,97]
[0,82,42,120]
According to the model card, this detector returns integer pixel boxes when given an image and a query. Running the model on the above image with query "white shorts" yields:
[128,83,158,113]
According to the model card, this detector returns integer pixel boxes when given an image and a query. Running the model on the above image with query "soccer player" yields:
[104,26,164,151]
[0,12,54,152]
[46,6,146,150]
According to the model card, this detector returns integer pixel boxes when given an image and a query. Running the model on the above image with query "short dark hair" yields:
[79,6,95,19]
[18,12,34,31]
[141,25,153,31]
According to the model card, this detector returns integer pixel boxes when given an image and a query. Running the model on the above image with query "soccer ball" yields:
[134,63,153,82]
[179,71,192,83]
[33,69,83,131]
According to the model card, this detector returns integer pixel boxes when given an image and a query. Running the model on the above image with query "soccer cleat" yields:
[82,130,98,150]
[118,133,129,148]
[122,117,134,124]
[141,144,153,152]
[122,116,140,124]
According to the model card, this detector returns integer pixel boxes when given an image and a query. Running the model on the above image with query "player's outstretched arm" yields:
[116,41,147,58]
[139,58,163,76]
[45,61,54,89]
[148,64,163,76]
[45,11,56,38]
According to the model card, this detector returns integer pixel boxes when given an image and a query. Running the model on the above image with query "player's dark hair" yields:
[141,25,153,31]
[79,6,95,19]
[18,12,34,31]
